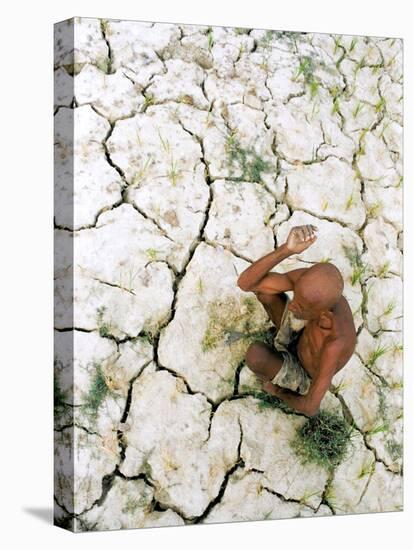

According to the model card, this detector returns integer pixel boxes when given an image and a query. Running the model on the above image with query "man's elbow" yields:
[237,276,252,292]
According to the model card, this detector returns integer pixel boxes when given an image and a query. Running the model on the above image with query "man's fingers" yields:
[291,225,318,244]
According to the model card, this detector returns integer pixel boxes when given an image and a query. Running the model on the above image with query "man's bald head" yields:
[295,263,344,312]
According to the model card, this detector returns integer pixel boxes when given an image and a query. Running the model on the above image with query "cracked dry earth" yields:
[54,18,403,531]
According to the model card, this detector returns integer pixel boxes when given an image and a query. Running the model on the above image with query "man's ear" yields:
[318,310,333,329]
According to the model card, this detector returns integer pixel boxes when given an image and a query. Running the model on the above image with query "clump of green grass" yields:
[290,410,356,470]
[348,38,357,53]
[234,27,250,35]
[357,457,375,478]
[132,155,153,187]
[145,248,159,261]
[259,30,276,49]
[293,56,320,99]
[345,193,355,210]
[84,363,111,416]
[96,305,114,337]
[366,421,389,436]
[333,35,342,55]
[354,56,366,75]
[342,244,367,285]
[168,157,182,186]
[141,93,154,111]
[382,301,396,317]
[332,96,340,115]
[377,261,390,278]
[294,56,315,82]
[225,131,273,183]
[375,97,386,113]
[366,344,391,368]
[352,101,364,118]
[366,202,383,218]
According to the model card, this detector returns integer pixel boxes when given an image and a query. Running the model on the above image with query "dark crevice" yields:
[330,387,400,476]
[191,417,244,523]
[232,360,245,396]
[100,20,113,74]
[261,485,319,513]
[316,468,336,515]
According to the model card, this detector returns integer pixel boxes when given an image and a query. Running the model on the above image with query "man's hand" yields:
[286,225,318,254]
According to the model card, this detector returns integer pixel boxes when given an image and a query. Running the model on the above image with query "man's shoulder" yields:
[286,267,309,285]
[323,324,356,372]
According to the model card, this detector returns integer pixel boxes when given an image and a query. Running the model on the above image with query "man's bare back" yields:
[237,224,356,416]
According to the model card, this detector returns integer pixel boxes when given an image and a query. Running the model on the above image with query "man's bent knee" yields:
[245,341,269,370]
[245,341,284,382]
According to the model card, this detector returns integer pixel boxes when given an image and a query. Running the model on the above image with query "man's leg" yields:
[245,341,284,382]
[245,292,288,382]
[255,291,288,330]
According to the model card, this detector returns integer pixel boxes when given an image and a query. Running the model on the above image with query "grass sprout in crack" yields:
[83,362,120,419]
[225,130,273,184]
[290,410,357,471]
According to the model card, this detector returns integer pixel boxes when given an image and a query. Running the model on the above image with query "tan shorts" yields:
[271,295,312,395]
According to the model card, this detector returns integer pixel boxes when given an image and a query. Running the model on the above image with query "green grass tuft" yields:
[375,97,386,113]
[366,202,383,218]
[290,410,356,470]
[293,56,320,99]
[345,194,355,210]
[145,248,159,261]
[352,101,364,118]
[342,244,366,285]
[366,345,391,368]
[377,261,390,278]
[225,131,273,183]
[366,422,389,436]
[96,305,114,337]
[357,457,375,478]
[382,301,396,317]
[349,38,357,53]
[332,96,340,115]
[84,363,110,416]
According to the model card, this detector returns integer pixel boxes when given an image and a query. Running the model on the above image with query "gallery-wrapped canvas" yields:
[54,17,403,532]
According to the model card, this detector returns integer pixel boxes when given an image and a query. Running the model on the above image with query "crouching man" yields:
[237,224,356,417]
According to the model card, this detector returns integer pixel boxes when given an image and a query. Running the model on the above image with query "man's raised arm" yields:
[237,224,318,294]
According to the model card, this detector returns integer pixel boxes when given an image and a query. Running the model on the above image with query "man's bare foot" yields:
[263,381,281,396]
